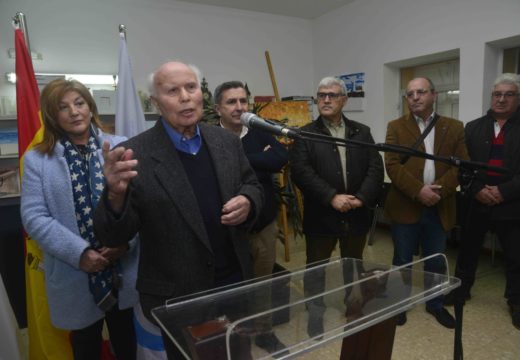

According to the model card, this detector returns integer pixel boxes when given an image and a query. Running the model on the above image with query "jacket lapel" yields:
[434,116,449,155]
[403,114,424,151]
[503,115,520,169]
[199,123,234,202]
[315,116,332,136]
[148,122,212,252]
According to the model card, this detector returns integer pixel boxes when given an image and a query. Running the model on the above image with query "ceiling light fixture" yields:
[5,72,117,86]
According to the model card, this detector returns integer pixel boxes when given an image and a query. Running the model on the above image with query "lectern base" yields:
[152,257,459,359]
[340,316,397,360]
[183,317,252,360]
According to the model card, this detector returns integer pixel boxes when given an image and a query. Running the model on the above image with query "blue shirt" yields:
[161,118,202,155]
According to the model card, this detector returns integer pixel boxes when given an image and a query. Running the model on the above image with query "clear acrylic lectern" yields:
[152,255,459,359]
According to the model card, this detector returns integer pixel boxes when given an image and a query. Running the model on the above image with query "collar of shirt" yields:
[219,120,249,139]
[494,120,504,137]
[322,117,345,130]
[413,111,436,125]
[161,117,202,155]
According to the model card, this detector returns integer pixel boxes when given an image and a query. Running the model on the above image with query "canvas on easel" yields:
[257,100,312,128]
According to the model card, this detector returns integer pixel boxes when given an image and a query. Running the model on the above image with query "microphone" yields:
[240,112,301,138]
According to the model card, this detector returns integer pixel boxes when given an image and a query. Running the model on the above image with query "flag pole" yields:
[119,24,126,39]
[114,23,146,137]
[13,12,31,53]
[117,24,127,88]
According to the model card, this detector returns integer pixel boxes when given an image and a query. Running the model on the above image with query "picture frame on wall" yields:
[338,72,366,112]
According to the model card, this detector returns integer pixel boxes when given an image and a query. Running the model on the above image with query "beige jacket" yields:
[384,114,468,231]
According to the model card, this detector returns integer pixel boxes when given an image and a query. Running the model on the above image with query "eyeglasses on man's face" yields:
[492,91,519,100]
[405,89,432,98]
[317,92,345,101]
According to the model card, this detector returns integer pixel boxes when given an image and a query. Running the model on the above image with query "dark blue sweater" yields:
[177,141,240,279]
[241,128,288,232]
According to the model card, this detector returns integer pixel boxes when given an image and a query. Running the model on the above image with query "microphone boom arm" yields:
[298,129,510,175]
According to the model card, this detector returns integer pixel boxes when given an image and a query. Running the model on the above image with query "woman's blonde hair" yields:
[37,79,104,154]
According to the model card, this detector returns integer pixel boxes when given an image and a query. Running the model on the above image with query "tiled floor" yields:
[15,227,518,359]
[275,226,520,360]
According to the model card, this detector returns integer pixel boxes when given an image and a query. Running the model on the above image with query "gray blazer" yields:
[94,121,263,322]
[21,130,139,330]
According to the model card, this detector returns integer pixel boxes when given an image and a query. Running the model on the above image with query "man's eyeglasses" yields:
[492,91,519,99]
[405,89,431,98]
[317,92,345,100]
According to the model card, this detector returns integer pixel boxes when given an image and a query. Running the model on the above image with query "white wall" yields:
[0,0,315,112]
[313,0,520,142]
[2,0,520,141]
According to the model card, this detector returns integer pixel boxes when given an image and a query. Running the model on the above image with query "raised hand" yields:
[101,141,138,213]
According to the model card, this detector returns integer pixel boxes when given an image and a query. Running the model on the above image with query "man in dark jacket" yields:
[94,62,263,358]
[445,73,520,330]
[289,76,384,337]
[214,80,289,354]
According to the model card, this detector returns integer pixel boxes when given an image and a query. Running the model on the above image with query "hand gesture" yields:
[98,245,128,263]
[221,195,251,226]
[79,248,110,273]
[417,184,442,207]
[475,185,503,206]
[331,194,363,213]
[102,141,138,213]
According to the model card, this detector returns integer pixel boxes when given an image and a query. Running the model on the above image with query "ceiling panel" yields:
[177,0,354,19]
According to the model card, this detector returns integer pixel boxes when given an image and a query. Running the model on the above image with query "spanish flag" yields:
[15,27,72,359]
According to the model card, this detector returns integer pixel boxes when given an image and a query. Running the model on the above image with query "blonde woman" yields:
[21,79,138,359]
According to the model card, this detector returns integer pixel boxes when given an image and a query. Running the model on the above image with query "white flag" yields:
[115,33,145,138]
[0,277,23,360]
[134,303,166,360]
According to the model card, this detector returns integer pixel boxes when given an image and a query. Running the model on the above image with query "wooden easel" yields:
[264,50,291,262]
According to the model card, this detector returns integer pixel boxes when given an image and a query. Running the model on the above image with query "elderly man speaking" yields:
[94,61,263,358]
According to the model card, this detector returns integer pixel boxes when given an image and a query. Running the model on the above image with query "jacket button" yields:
[207,261,213,267]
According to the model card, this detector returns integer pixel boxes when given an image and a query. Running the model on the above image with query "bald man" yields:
[384,77,467,329]
[94,61,263,358]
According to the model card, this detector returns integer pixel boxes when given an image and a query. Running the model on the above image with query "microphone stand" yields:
[291,128,510,360]
[296,129,508,175]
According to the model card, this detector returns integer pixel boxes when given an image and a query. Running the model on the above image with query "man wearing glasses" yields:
[445,73,520,330]
[290,77,383,337]
[384,77,468,328]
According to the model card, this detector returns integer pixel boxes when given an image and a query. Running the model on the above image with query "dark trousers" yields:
[391,207,448,310]
[162,332,185,360]
[71,306,136,360]
[455,208,520,305]
[304,232,367,313]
